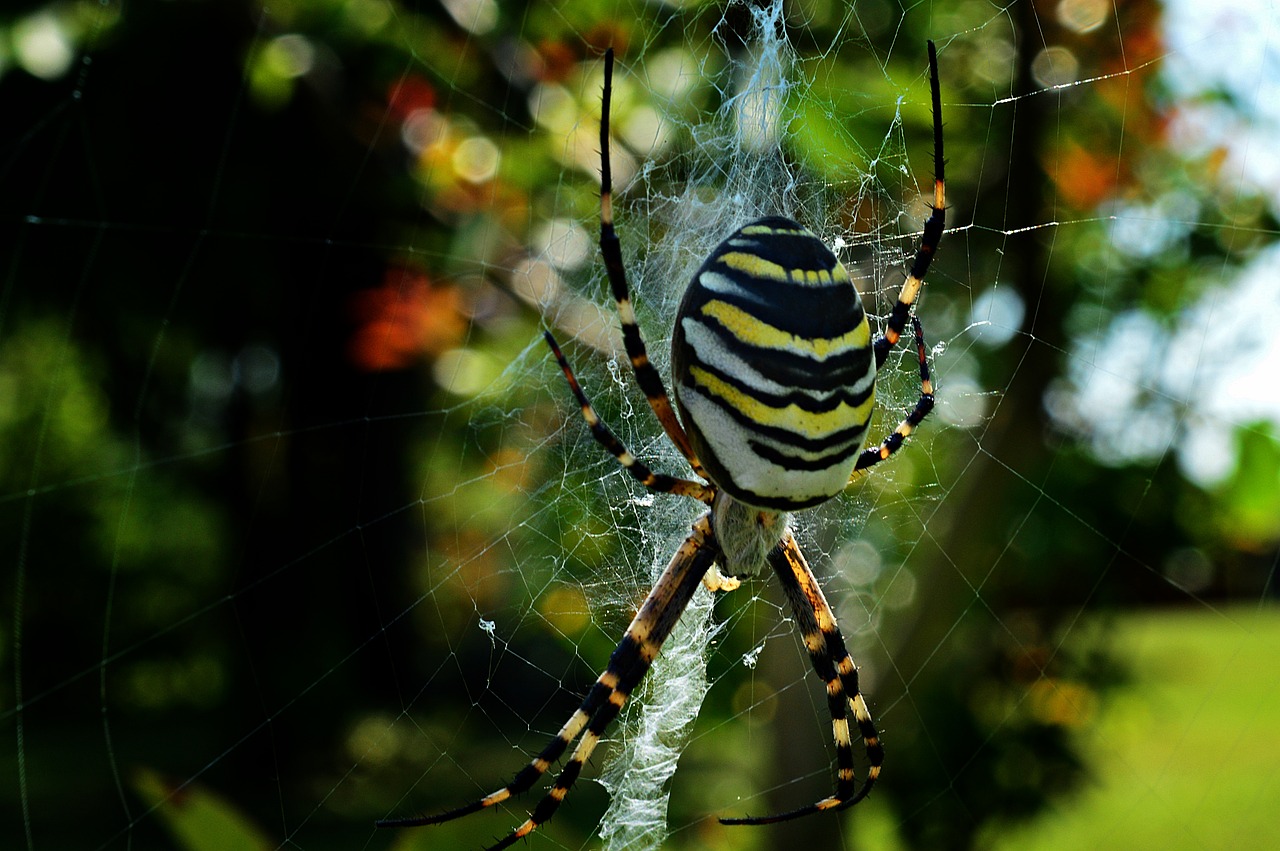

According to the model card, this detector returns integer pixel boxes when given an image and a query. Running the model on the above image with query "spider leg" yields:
[875,39,945,369]
[598,48,708,480]
[720,530,882,825]
[852,315,934,475]
[544,331,713,504]
[379,516,720,849]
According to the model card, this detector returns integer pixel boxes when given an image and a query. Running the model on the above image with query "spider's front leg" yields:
[720,530,882,825]
[377,515,721,850]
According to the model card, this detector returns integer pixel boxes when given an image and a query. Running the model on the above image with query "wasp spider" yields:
[380,41,945,849]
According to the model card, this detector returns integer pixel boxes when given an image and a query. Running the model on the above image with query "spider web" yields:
[3,1,1279,850]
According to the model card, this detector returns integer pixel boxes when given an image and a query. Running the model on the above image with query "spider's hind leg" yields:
[596,48,707,479]
[544,331,712,504]
[877,39,946,363]
[852,315,935,476]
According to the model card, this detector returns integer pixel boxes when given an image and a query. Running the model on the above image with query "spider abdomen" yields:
[672,217,876,510]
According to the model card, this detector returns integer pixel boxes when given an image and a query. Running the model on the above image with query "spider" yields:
[379,40,945,849]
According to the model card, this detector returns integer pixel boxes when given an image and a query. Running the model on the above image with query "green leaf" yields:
[133,767,274,851]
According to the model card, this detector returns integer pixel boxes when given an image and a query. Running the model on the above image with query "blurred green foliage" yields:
[988,605,1280,851]
[134,767,274,851]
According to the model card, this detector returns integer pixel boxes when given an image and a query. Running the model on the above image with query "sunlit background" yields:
[2,0,1277,849]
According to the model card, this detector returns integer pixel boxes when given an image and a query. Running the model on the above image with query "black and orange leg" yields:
[598,48,707,480]
[543,330,713,504]
[875,39,945,369]
[378,516,721,849]
[852,315,935,476]
[721,531,882,825]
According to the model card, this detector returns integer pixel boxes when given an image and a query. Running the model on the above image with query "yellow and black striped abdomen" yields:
[672,217,876,510]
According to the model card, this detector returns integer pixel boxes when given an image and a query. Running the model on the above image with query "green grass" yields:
[987,604,1280,851]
